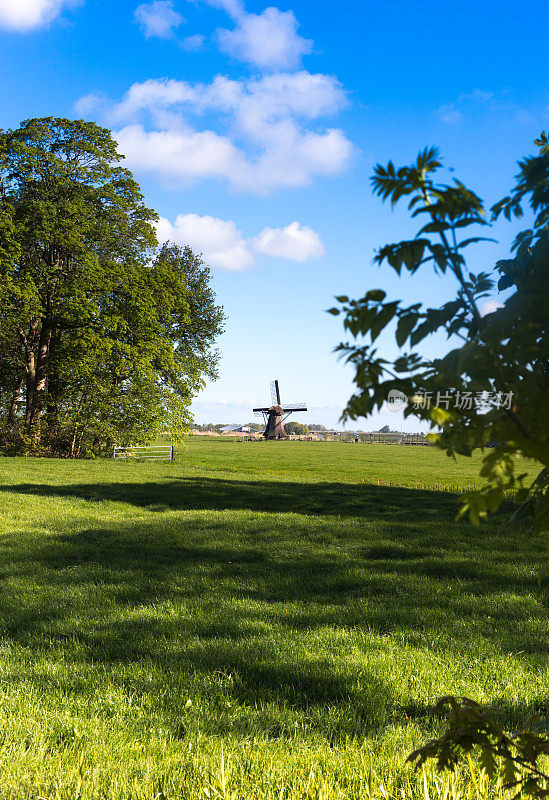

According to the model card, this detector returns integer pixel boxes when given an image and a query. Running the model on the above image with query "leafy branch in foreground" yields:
[408,696,549,798]
[330,136,549,533]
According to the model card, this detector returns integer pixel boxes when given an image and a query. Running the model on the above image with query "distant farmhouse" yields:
[220,425,253,434]
[192,425,262,437]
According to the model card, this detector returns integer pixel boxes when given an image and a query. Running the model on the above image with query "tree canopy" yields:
[285,421,309,435]
[0,117,224,456]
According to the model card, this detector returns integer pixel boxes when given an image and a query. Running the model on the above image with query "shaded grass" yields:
[0,440,546,798]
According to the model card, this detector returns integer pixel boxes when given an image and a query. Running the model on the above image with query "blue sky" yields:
[0,0,547,429]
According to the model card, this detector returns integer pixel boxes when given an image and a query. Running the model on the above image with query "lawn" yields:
[0,439,546,799]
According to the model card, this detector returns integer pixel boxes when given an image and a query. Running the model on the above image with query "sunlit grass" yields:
[0,440,545,798]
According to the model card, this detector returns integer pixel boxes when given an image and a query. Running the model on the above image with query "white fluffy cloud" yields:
[108,78,197,122]
[252,221,324,262]
[134,0,183,38]
[199,0,312,70]
[108,72,346,124]
[115,121,351,192]
[132,0,310,70]
[82,72,352,193]
[0,0,79,30]
[157,214,253,271]
[115,125,245,183]
[217,6,312,71]
[156,214,325,271]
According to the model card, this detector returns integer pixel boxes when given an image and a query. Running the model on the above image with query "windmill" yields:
[253,380,307,440]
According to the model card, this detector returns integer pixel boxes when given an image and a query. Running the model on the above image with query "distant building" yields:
[219,425,261,436]
[220,424,252,434]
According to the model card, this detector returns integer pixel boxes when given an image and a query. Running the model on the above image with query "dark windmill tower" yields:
[253,380,307,440]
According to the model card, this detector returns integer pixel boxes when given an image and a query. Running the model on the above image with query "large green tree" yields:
[0,118,224,455]
[331,134,549,532]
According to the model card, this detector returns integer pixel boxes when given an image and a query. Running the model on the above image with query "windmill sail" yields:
[270,380,282,405]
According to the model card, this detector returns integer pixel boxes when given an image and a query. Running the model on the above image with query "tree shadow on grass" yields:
[0,482,544,651]
[0,476,462,518]
[0,479,546,740]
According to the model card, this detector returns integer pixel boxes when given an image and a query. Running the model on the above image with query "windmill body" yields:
[253,380,307,440]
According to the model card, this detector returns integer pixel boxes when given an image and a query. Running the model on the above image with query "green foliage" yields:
[244,421,267,432]
[332,134,549,532]
[0,118,224,455]
[285,421,309,435]
[408,696,549,798]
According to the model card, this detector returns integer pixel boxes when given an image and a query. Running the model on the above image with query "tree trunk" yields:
[23,321,38,428]
[45,335,60,440]
[27,319,53,440]
[7,376,24,426]
[74,429,85,458]
[69,425,79,458]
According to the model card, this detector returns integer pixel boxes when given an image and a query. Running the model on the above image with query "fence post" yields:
[171,445,175,462]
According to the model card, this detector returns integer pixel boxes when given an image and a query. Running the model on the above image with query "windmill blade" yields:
[282,403,307,411]
[253,410,265,417]
[270,380,278,405]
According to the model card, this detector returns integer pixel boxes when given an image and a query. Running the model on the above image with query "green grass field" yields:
[0,439,546,799]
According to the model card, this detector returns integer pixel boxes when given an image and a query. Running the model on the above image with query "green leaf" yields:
[457,236,497,249]
[371,301,398,342]
[396,313,418,347]
[364,289,387,302]
[428,243,449,272]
